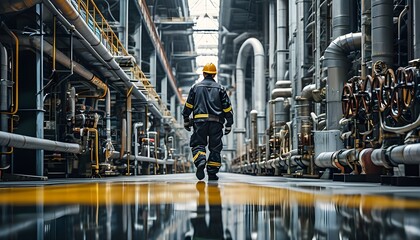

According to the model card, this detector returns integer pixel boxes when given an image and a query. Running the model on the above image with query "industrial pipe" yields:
[332,0,352,38]
[277,0,287,81]
[323,32,362,130]
[371,0,394,65]
[18,36,108,98]
[0,130,82,153]
[388,143,420,165]
[414,0,420,58]
[47,0,163,118]
[0,0,41,14]
[236,38,266,153]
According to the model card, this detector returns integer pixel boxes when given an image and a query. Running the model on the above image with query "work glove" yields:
[224,126,232,135]
[184,118,191,131]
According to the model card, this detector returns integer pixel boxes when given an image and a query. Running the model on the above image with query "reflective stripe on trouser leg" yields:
[207,122,223,174]
[192,147,206,166]
[190,122,209,167]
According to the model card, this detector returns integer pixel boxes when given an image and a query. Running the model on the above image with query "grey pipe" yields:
[236,38,266,152]
[371,0,394,65]
[371,148,392,168]
[332,0,351,38]
[0,43,8,168]
[133,122,142,175]
[48,0,163,119]
[277,0,287,81]
[314,152,335,168]
[18,36,108,96]
[0,0,41,14]
[414,1,420,58]
[106,89,111,141]
[388,143,420,165]
[324,32,361,130]
[68,86,76,122]
[250,110,258,151]
[0,130,82,153]
[301,83,316,100]
[269,0,275,89]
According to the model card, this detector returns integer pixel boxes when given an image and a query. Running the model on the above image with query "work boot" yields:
[208,173,219,181]
[195,162,206,180]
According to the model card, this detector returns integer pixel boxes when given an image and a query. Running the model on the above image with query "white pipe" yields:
[0,131,82,153]
[236,38,266,152]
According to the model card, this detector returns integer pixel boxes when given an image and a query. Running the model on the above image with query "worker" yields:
[182,63,234,181]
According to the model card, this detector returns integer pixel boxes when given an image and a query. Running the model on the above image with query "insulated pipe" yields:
[359,148,382,174]
[323,32,362,130]
[388,143,420,165]
[276,0,287,81]
[371,148,393,168]
[236,38,266,152]
[105,89,111,141]
[68,86,76,122]
[301,83,316,100]
[0,43,9,167]
[0,130,82,153]
[0,43,8,126]
[19,36,108,97]
[269,0,275,90]
[48,0,163,119]
[0,0,41,14]
[314,151,335,168]
[332,0,351,38]
[371,0,394,65]
[414,1,420,58]
[250,110,258,151]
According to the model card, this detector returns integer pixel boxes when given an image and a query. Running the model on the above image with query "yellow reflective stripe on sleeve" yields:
[207,161,221,167]
[223,106,232,112]
[193,151,206,161]
[194,114,209,119]
[185,102,193,109]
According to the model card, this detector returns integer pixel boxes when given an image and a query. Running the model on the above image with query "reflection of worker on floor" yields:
[186,182,232,240]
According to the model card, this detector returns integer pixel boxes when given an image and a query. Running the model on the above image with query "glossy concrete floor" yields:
[1,173,420,240]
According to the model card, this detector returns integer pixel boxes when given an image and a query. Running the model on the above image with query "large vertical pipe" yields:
[106,89,111,141]
[288,0,297,149]
[161,76,167,106]
[36,3,44,176]
[133,122,142,175]
[0,43,8,169]
[126,91,132,175]
[150,50,156,87]
[361,0,371,78]
[119,0,129,48]
[332,0,351,38]
[250,110,258,151]
[414,0,420,58]
[371,0,394,65]
[235,38,266,153]
[277,0,287,81]
[269,0,276,89]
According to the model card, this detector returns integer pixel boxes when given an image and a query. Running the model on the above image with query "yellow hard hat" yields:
[202,63,217,74]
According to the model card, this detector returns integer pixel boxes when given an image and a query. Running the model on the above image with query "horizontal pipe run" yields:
[0,131,82,153]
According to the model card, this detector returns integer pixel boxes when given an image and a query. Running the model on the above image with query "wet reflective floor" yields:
[1,173,420,240]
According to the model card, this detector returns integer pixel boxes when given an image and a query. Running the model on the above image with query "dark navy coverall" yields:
[182,75,234,175]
